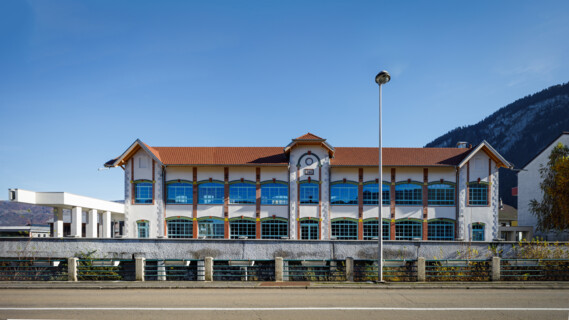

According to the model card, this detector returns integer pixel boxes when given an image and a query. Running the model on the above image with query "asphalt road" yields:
[0,288,568,320]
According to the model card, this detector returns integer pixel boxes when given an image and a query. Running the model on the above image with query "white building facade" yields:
[517,132,569,241]
[106,133,511,242]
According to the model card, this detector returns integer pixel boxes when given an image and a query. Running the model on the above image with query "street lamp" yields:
[375,70,390,282]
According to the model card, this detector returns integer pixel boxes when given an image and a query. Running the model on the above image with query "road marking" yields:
[0,307,568,311]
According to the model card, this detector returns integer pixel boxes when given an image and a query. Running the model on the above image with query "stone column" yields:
[86,209,98,238]
[417,257,426,282]
[204,257,213,281]
[345,257,354,282]
[68,257,78,281]
[70,206,82,237]
[101,211,112,238]
[275,257,284,282]
[53,208,64,237]
[492,256,501,281]
[135,257,146,281]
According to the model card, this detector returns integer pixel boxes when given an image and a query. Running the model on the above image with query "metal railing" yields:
[283,260,345,281]
[353,259,416,282]
[145,259,202,281]
[213,260,274,281]
[425,259,491,281]
[77,259,133,281]
[0,258,67,281]
[500,259,569,281]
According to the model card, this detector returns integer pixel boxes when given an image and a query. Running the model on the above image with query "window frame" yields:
[229,218,256,239]
[197,217,225,238]
[198,181,225,204]
[299,181,319,205]
[166,181,193,204]
[363,181,391,205]
[166,217,193,239]
[395,182,423,206]
[229,181,256,205]
[363,218,390,240]
[137,220,149,238]
[299,219,319,240]
[468,182,489,206]
[260,217,288,239]
[427,219,455,240]
[427,182,456,206]
[472,223,485,241]
[133,180,153,204]
[331,218,358,240]
[395,219,422,240]
[260,181,289,205]
[330,182,359,205]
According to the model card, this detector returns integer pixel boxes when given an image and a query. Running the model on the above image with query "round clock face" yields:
[305,158,314,165]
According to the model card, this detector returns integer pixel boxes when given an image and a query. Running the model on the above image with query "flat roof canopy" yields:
[8,189,124,214]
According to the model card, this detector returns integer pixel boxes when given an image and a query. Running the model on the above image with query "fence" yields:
[0,257,567,282]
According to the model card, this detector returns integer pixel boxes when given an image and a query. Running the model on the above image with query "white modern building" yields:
[517,131,569,241]
[104,133,510,242]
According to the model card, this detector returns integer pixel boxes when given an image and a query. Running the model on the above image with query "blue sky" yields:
[1,0,569,201]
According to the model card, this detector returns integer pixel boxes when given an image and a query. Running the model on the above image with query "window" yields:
[134,181,153,204]
[472,223,485,241]
[395,220,422,240]
[137,221,149,238]
[261,218,288,239]
[395,183,422,205]
[362,183,378,205]
[428,183,455,206]
[229,219,256,239]
[198,218,224,238]
[167,218,193,238]
[428,220,454,240]
[330,183,358,205]
[261,183,288,205]
[331,220,358,240]
[198,182,224,204]
[229,183,256,204]
[363,219,390,240]
[300,220,319,240]
[167,182,193,204]
[469,183,488,205]
[299,182,319,204]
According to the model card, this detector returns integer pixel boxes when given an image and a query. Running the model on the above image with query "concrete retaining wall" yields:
[0,238,543,260]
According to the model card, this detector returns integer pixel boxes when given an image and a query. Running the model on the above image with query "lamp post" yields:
[375,70,390,282]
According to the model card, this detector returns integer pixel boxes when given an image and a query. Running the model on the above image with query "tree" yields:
[530,142,569,231]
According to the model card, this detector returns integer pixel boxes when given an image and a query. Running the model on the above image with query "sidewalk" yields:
[0,281,568,290]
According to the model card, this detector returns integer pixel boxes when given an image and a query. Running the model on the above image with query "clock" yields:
[305,158,314,165]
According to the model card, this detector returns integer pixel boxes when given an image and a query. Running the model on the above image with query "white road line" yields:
[0,307,568,311]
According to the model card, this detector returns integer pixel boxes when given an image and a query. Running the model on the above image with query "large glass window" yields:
[137,220,149,238]
[427,220,454,240]
[261,219,288,239]
[198,218,225,238]
[472,223,485,241]
[331,220,358,240]
[167,218,193,238]
[134,181,153,204]
[428,183,455,206]
[395,183,422,205]
[167,182,193,204]
[300,220,319,239]
[229,219,256,239]
[469,183,488,206]
[299,182,319,204]
[330,183,358,205]
[363,219,390,240]
[198,182,224,204]
[261,183,288,205]
[364,183,390,205]
[395,220,422,240]
[229,183,256,204]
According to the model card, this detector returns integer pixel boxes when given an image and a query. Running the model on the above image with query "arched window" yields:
[137,220,149,238]
[472,223,485,241]
[330,183,358,205]
[261,218,288,239]
[167,218,193,238]
[198,182,224,204]
[395,183,422,205]
[428,219,454,240]
[261,182,288,205]
[299,182,319,204]
[469,183,488,206]
[363,183,390,205]
[331,219,358,240]
[395,220,422,240]
[363,219,390,240]
[229,219,256,239]
[134,181,153,204]
[428,183,455,206]
[300,219,319,240]
[229,183,256,204]
[166,182,193,204]
[198,218,224,238]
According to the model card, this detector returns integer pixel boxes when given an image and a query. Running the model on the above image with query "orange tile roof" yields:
[142,146,471,167]
[295,133,324,140]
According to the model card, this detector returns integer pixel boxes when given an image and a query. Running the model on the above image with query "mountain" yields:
[425,82,569,208]
[0,201,53,226]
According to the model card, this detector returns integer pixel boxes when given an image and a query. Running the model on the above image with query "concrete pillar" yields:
[68,257,78,281]
[492,256,501,281]
[275,257,284,282]
[86,209,98,238]
[53,208,64,237]
[417,257,426,282]
[102,211,112,238]
[135,257,145,281]
[345,257,354,282]
[204,257,213,282]
[70,207,82,237]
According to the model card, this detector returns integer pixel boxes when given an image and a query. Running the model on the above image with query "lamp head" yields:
[375,70,391,85]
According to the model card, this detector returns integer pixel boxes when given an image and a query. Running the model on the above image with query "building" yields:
[517,131,569,241]
[0,225,50,238]
[105,133,511,241]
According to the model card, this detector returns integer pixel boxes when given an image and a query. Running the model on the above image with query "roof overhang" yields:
[458,140,511,169]
[284,139,335,158]
[105,139,163,168]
